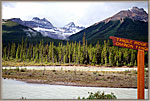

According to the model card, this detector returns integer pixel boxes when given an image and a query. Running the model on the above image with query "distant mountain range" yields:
[2,6,148,45]
[10,17,85,39]
[2,19,66,45]
[69,7,148,44]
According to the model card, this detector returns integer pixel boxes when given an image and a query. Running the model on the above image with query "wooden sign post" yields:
[137,50,145,99]
[109,36,148,99]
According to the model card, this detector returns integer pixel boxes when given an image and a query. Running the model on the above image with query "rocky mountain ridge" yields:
[11,17,54,29]
[69,7,148,44]
[101,7,148,24]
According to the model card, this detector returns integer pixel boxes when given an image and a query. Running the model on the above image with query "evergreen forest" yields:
[2,34,148,67]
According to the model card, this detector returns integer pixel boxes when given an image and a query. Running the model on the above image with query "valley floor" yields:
[2,60,148,88]
[2,67,148,89]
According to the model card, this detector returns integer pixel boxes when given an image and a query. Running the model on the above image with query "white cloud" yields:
[2,1,148,27]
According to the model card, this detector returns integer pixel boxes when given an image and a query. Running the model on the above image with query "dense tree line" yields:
[2,35,148,67]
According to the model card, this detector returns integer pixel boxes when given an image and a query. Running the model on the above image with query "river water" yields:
[2,78,148,99]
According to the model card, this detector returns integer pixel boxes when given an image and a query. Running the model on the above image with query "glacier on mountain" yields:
[10,17,85,40]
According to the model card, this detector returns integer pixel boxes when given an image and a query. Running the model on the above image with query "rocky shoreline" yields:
[15,79,137,88]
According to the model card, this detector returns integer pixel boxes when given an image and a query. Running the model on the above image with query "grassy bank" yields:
[2,60,62,67]
[2,60,138,68]
[2,68,148,88]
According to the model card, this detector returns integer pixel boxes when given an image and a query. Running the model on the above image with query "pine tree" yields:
[95,41,101,64]
[109,48,113,66]
[68,43,71,64]
[77,42,81,64]
[52,42,54,63]
[43,43,49,62]
[34,44,39,63]
[101,49,104,65]
[16,44,20,60]
[10,42,16,59]
[31,44,36,61]
[118,50,122,65]
[45,55,48,63]
[62,46,66,63]
[92,55,96,65]
[80,45,84,64]
[22,38,28,61]
[83,32,86,51]
[116,60,119,66]
[58,43,61,64]
[39,40,44,63]
[7,44,10,60]
[20,38,24,61]
[124,49,129,65]
[88,44,92,64]
[134,60,137,66]
[26,48,30,62]
[48,42,52,62]
[72,42,76,63]
[3,46,7,60]
[130,50,135,66]
[103,40,108,66]
[30,44,33,60]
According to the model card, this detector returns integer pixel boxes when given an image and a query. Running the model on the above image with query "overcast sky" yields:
[2,1,148,27]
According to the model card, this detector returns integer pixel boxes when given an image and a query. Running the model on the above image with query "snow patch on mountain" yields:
[10,17,85,40]
[33,27,57,32]
[64,22,75,29]
[33,27,80,40]
[32,21,85,39]
[23,28,38,37]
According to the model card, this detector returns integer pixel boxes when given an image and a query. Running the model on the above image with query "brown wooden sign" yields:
[109,36,148,51]
[109,36,147,99]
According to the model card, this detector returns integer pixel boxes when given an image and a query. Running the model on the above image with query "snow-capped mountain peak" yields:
[32,17,52,25]
[32,17,49,22]
[42,18,49,22]
[64,22,75,28]
[32,17,40,21]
